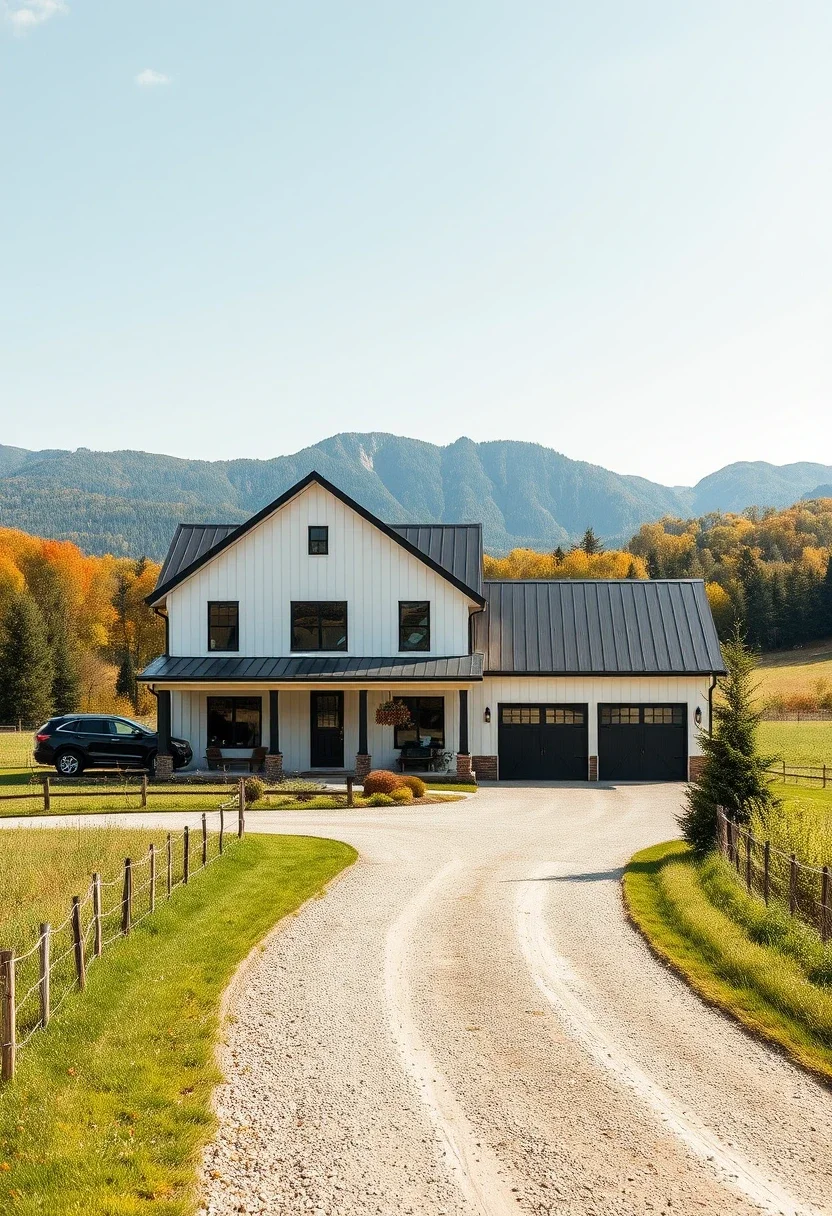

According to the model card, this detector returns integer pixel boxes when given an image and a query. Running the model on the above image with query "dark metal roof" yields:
[149,471,485,606]
[390,524,483,596]
[156,524,238,588]
[474,579,725,675]
[139,653,483,683]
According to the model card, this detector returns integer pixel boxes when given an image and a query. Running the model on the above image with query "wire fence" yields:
[0,790,246,1083]
[717,807,831,942]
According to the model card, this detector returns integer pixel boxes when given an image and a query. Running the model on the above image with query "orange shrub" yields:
[391,785,414,803]
[362,770,402,795]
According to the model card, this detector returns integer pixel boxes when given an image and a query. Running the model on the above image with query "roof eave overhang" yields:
[146,471,486,608]
[482,668,726,678]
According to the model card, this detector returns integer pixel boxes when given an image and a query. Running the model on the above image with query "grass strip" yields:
[0,833,356,1215]
[623,841,832,1082]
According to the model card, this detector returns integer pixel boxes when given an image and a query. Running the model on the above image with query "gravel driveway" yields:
[9,786,831,1215]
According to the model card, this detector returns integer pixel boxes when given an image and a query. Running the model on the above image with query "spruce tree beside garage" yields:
[0,590,55,727]
[679,631,776,853]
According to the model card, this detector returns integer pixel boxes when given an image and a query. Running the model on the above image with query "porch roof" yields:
[138,653,484,683]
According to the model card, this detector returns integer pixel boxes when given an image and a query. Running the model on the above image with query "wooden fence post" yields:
[238,778,245,838]
[783,759,786,782]
[219,806,224,855]
[149,844,156,915]
[201,813,208,867]
[789,854,797,916]
[92,873,102,958]
[71,896,86,991]
[347,776,354,808]
[183,826,190,884]
[1,949,16,1083]
[763,841,771,905]
[166,833,172,897]
[122,859,133,936]
[39,924,50,1028]
[745,831,752,894]
[824,764,827,790]
[141,774,148,808]
[42,775,50,812]
[821,866,830,944]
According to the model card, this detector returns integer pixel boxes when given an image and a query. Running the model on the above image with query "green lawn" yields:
[758,720,832,769]
[0,829,355,1215]
[623,841,832,1081]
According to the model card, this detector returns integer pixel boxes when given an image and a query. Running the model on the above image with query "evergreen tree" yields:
[552,546,565,566]
[578,527,603,556]
[51,611,81,715]
[646,551,662,579]
[116,650,138,709]
[626,561,639,579]
[0,591,54,727]
[816,554,832,639]
[679,631,776,853]
[743,565,772,651]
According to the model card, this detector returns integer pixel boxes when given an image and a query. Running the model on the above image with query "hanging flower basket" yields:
[375,699,412,727]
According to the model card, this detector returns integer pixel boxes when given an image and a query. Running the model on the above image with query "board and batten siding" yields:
[165,482,474,658]
[171,686,459,772]
[470,675,711,758]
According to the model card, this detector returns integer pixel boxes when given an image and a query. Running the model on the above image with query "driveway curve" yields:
[8,786,831,1215]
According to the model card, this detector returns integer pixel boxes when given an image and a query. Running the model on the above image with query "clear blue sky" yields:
[1,1,830,485]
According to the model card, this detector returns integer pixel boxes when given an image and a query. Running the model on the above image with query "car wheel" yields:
[56,750,84,777]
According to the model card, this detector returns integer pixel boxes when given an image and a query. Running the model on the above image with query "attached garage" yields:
[598,704,687,782]
[498,703,588,780]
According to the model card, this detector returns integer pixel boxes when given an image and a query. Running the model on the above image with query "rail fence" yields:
[0,790,247,1084]
[717,807,831,942]
[766,762,832,787]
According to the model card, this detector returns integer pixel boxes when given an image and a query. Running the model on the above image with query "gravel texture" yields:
[9,788,832,1215]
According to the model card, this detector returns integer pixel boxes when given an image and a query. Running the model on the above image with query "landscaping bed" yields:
[0,828,355,1215]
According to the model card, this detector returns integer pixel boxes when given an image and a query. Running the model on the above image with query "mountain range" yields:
[0,434,830,558]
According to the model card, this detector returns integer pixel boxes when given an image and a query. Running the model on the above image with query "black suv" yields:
[33,715,192,776]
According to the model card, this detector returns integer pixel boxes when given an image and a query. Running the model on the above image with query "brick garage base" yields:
[588,755,598,781]
[355,753,372,780]
[155,754,174,781]
[264,753,283,782]
[472,755,497,781]
[688,755,706,782]
[456,753,473,779]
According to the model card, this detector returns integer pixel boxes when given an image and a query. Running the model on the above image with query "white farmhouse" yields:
[140,472,724,782]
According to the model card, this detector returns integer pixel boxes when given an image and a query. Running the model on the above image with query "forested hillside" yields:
[0,529,163,726]
[1,435,831,558]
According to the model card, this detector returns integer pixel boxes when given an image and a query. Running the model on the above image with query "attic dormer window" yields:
[308,526,329,555]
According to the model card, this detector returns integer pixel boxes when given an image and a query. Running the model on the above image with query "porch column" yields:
[355,689,371,781]
[265,690,283,782]
[457,688,473,779]
[155,689,173,781]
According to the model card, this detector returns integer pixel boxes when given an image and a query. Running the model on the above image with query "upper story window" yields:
[399,601,430,651]
[308,525,329,555]
[291,601,347,651]
[208,601,239,651]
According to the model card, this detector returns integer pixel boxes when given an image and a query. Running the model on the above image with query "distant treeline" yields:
[0,529,163,727]
[486,499,832,649]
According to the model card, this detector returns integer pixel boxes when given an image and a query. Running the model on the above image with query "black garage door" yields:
[598,704,687,781]
[498,704,588,780]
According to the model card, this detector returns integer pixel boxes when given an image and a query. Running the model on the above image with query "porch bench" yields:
[398,745,436,772]
[205,747,267,773]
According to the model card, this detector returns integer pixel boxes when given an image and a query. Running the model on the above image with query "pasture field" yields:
[757,638,832,701]
[758,720,832,768]
[0,829,355,1215]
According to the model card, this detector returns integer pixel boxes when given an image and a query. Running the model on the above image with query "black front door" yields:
[310,692,344,768]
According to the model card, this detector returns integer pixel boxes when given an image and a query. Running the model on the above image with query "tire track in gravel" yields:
[515,863,821,1216]
[386,858,522,1216]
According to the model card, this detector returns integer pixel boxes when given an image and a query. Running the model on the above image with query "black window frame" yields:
[208,601,240,652]
[398,600,430,652]
[308,525,329,555]
[206,696,262,748]
[290,601,348,652]
[393,696,445,748]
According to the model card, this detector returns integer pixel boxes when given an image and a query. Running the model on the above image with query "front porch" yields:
[152,683,476,783]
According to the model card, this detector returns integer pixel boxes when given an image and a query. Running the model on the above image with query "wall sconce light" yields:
[694,707,702,727]
[484,706,491,723]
